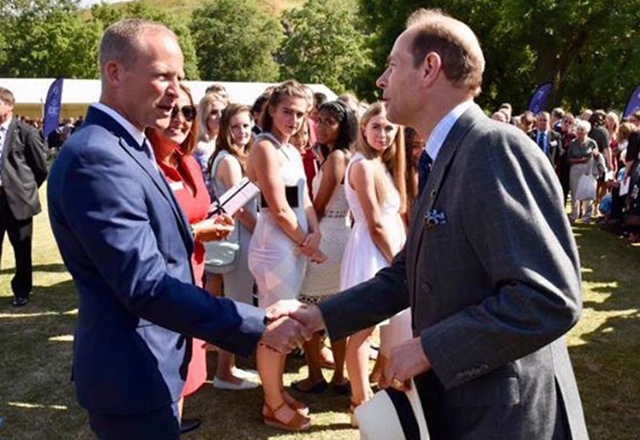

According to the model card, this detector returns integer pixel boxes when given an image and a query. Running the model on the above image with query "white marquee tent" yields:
[0,78,338,119]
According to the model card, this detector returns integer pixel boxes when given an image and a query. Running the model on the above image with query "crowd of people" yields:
[8,62,637,437]
[144,79,417,431]
[491,105,640,239]
[3,8,608,439]
[7,67,639,433]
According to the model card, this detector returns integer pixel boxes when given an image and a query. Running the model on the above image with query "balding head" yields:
[405,9,485,96]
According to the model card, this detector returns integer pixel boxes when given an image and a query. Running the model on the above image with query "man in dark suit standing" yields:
[48,19,308,440]
[0,87,48,307]
[270,8,589,440]
[530,111,563,166]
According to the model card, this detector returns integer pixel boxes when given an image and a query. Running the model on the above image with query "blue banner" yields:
[43,78,64,140]
[528,82,552,114]
[623,85,640,119]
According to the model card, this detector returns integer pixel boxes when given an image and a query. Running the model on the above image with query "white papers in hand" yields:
[209,177,260,217]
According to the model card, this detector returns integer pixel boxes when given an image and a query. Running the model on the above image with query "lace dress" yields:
[300,165,351,304]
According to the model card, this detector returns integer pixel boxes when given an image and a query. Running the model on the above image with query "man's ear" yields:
[104,61,123,87]
[420,52,442,88]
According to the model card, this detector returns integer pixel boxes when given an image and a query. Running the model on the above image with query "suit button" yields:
[421,282,431,294]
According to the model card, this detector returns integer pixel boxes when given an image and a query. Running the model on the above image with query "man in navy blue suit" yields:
[47,19,308,440]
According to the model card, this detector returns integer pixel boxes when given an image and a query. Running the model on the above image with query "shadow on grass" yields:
[0,278,93,440]
[183,351,358,439]
[567,224,640,440]
[0,263,68,276]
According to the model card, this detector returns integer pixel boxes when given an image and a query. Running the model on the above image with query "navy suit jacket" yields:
[48,107,265,415]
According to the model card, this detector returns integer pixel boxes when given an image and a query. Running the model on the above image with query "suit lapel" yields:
[84,107,194,252]
[407,105,485,303]
[2,119,18,157]
[411,105,483,227]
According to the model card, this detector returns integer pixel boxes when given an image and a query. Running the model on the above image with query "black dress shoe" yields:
[180,418,201,435]
[11,296,29,307]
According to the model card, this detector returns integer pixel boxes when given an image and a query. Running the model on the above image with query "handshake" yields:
[258,300,325,354]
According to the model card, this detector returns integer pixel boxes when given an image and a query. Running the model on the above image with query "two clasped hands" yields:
[258,300,432,391]
[296,230,327,264]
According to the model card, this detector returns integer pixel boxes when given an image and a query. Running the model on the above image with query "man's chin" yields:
[385,105,401,125]
[150,117,172,131]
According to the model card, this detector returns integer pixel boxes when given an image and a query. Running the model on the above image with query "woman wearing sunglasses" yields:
[146,84,235,435]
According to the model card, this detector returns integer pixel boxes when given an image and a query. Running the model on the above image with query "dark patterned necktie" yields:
[418,149,433,195]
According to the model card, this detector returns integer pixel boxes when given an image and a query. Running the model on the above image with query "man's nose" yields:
[167,78,180,97]
[376,72,387,89]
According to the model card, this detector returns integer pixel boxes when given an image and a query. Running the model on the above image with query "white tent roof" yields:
[0,78,337,107]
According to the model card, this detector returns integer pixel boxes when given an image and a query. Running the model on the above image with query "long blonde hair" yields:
[356,102,407,214]
[209,104,253,174]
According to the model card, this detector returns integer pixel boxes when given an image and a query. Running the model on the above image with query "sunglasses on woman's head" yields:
[171,105,197,122]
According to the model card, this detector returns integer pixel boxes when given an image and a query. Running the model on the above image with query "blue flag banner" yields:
[528,82,552,114]
[43,78,64,140]
[623,85,640,119]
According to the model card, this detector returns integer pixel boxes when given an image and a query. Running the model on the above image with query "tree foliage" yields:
[90,1,200,79]
[0,0,101,78]
[278,0,372,95]
[2,0,640,113]
[190,0,282,82]
[357,0,640,112]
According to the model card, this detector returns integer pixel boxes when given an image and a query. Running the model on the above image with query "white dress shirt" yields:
[91,102,158,168]
[425,100,476,162]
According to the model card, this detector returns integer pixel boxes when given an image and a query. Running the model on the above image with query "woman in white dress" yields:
[341,102,411,421]
[246,80,325,432]
[294,101,359,394]
[197,92,229,298]
[195,91,229,187]
[208,104,260,391]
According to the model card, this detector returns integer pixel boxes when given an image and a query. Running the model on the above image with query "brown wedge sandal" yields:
[263,401,311,432]
[283,389,310,416]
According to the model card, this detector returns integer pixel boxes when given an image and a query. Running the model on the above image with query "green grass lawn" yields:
[0,185,638,439]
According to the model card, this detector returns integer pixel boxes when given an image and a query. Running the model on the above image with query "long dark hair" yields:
[316,100,358,161]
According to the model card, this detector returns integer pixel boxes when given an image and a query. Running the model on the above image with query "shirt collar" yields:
[424,100,476,162]
[0,117,12,132]
[92,102,146,147]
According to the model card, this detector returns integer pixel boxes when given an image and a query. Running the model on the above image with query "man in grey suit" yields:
[269,8,589,440]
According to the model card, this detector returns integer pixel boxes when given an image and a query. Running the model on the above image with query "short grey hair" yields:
[99,18,176,71]
[575,119,591,133]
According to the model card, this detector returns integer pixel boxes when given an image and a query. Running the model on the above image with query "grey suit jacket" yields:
[320,105,589,440]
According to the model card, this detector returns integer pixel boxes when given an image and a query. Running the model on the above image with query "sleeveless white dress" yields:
[300,163,351,303]
[209,151,257,305]
[248,133,308,308]
[340,153,405,289]
[340,152,411,355]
